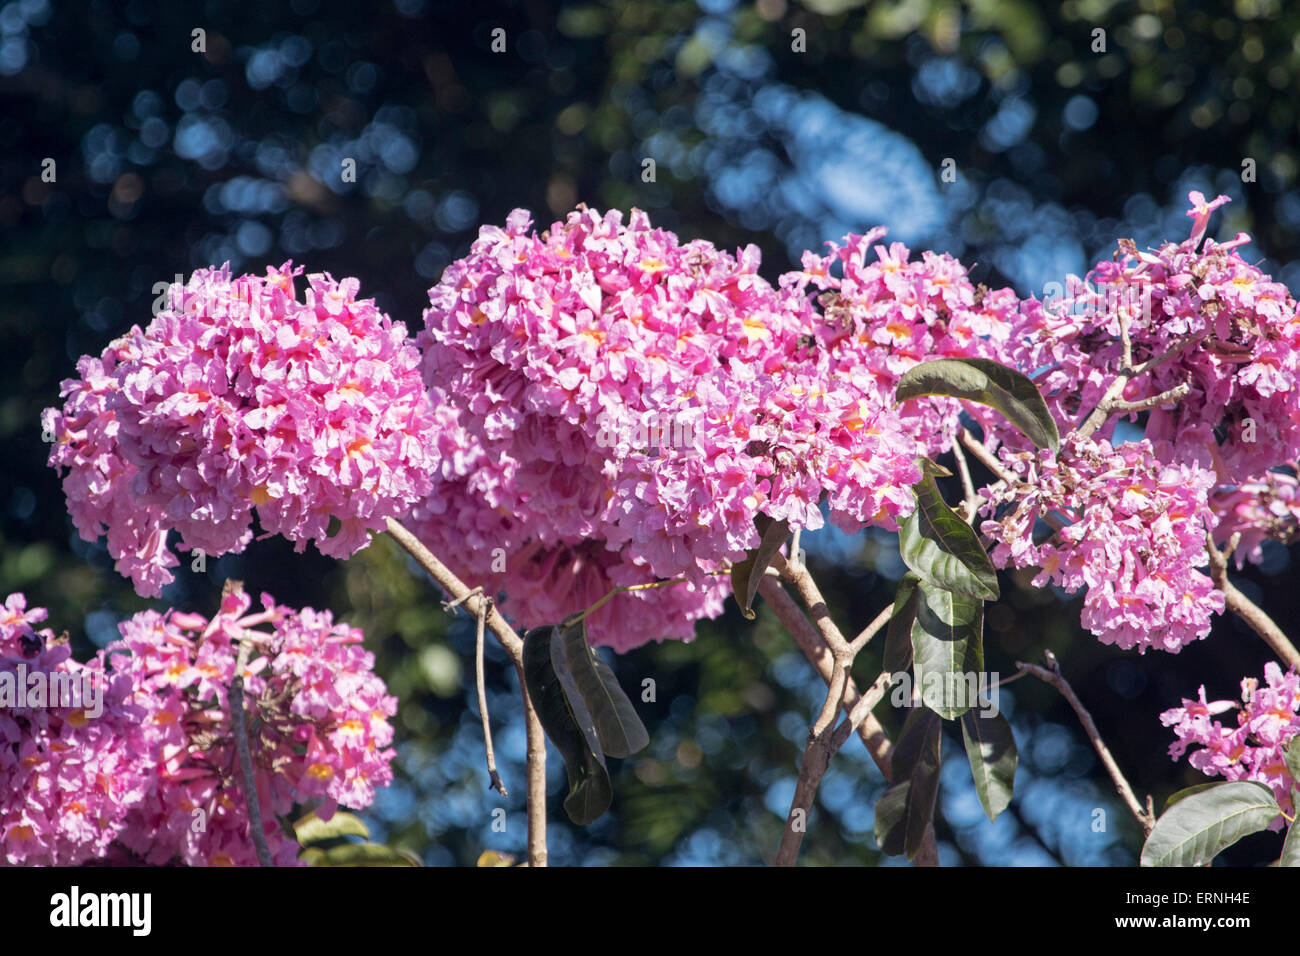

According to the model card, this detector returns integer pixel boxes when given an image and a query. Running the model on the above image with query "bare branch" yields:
[1016,652,1155,835]
[1205,531,1300,671]
[1077,334,1204,439]
[847,602,894,657]
[958,428,1020,488]
[775,671,892,866]
[459,589,507,797]
[224,579,273,868]
[771,552,852,658]
[757,575,940,865]
[1107,381,1191,415]
[385,517,547,866]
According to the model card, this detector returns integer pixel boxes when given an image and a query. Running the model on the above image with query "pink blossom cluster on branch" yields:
[1211,469,1300,569]
[981,436,1224,653]
[42,264,438,596]
[1,590,396,866]
[37,194,1300,656]
[1008,193,1300,479]
[411,208,1020,648]
[1161,662,1300,828]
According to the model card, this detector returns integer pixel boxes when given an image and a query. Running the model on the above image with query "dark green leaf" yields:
[1285,736,1300,785]
[523,626,613,825]
[554,615,649,758]
[896,357,1060,452]
[730,515,790,620]
[1162,782,1223,813]
[911,581,984,720]
[293,810,370,846]
[899,473,999,601]
[1281,792,1300,867]
[960,708,1016,822]
[883,573,920,675]
[873,707,942,859]
[1140,781,1280,867]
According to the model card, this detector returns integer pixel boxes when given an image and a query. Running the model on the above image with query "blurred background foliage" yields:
[3,0,1299,865]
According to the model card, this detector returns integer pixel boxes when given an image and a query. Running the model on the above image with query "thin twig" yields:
[464,590,507,797]
[1205,531,1300,671]
[1118,308,1133,371]
[1016,652,1155,836]
[1077,333,1203,439]
[847,602,894,656]
[758,576,893,774]
[385,517,522,659]
[384,517,546,865]
[958,428,1021,488]
[225,582,273,867]
[1107,381,1191,415]
[951,436,979,520]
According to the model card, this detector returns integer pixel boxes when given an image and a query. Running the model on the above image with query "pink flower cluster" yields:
[1,595,147,866]
[1008,193,1300,479]
[1161,662,1300,827]
[1210,469,1300,568]
[781,228,1020,457]
[412,207,933,650]
[43,264,438,597]
[981,436,1225,653]
[1,591,396,867]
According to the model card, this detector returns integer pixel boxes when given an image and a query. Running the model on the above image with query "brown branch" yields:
[772,552,851,658]
[1077,334,1203,439]
[518,662,549,868]
[225,580,273,867]
[951,435,979,516]
[775,671,893,867]
[958,427,1021,488]
[756,575,940,865]
[1107,381,1191,415]
[384,517,547,865]
[1205,532,1300,671]
[385,517,521,659]
[1016,652,1155,835]
[758,576,893,774]
[848,602,893,657]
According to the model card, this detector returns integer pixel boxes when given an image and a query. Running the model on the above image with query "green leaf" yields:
[911,581,984,720]
[315,843,420,867]
[293,810,370,846]
[1285,736,1300,785]
[476,850,518,867]
[554,615,649,758]
[1162,782,1223,813]
[1140,781,1280,867]
[896,357,1060,452]
[1281,791,1300,867]
[960,708,1016,822]
[899,472,999,601]
[873,707,942,859]
[730,515,790,620]
[523,626,614,825]
[883,573,920,675]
